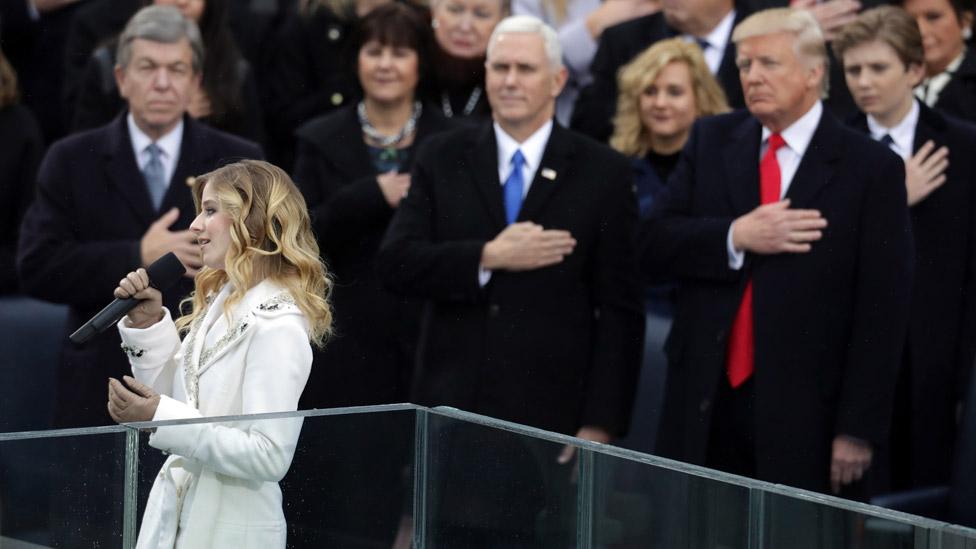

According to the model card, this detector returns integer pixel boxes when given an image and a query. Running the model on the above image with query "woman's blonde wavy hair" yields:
[610,38,729,157]
[175,160,333,347]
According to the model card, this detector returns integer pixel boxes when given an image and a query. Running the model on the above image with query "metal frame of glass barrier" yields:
[2,405,975,548]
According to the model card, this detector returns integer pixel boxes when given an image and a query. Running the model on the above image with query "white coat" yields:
[117,279,312,549]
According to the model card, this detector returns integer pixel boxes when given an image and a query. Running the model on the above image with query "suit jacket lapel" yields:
[467,124,507,230]
[913,102,947,153]
[784,111,840,207]
[105,115,156,225]
[328,108,375,178]
[723,116,761,215]
[518,123,572,222]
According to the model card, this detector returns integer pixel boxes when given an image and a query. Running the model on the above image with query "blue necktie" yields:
[504,150,525,224]
[143,143,167,210]
[879,134,895,148]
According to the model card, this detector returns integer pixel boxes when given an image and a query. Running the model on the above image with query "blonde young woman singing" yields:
[106,159,332,548]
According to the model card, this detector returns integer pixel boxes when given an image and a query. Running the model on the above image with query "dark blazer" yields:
[641,108,914,492]
[263,8,361,170]
[0,105,43,294]
[933,47,976,123]
[292,105,453,408]
[17,114,262,428]
[376,122,644,436]
[849,103,976,486]
[570,10,747,143]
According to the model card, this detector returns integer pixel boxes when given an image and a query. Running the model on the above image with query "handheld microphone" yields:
[69,252,187,344]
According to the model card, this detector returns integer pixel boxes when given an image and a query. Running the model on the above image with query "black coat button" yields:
[488,304,500,317]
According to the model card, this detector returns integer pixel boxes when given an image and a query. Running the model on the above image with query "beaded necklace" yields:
[358,100,422,147]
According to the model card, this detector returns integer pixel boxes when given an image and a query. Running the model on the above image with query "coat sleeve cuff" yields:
[148,395,204,454]
[117,308,181,367]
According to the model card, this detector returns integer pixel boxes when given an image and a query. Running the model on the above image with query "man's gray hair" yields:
[732,7,830,98]
[116,5,204,73]
[487,15,563,70]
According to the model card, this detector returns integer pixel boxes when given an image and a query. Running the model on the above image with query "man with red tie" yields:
[641,7,913,497]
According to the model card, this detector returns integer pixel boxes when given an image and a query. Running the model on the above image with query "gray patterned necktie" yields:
[143,143,166,210]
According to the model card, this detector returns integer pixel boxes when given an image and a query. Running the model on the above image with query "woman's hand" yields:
[114,268,164,328]
[377,171,412,208]
[107,375,161,423]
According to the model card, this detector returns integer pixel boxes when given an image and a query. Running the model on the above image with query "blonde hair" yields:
[732,7,830,98]
[610,38,729,157]
[175,160,333,347]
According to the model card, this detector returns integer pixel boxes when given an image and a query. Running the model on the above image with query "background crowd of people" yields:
[2,0,976,544]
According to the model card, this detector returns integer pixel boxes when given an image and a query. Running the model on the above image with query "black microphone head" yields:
[146,252,187,291]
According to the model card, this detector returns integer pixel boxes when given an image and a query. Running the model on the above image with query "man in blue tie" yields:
[378,14,642,545]
[17,5,262,428]
[379,14,642,445]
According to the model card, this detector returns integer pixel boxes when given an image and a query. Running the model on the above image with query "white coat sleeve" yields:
[148,313,312,482]
[117,307,181,396]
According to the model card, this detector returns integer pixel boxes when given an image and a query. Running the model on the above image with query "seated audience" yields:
[0,47,43,295]
[72,0,266,145]
[900,0,976,121]
[835,5,976,492]
[513,0,660,124]
[264,0,393,170]
[426,0,508,119]
[609,37,729,452]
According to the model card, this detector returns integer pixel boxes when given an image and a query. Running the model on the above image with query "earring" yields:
[964,26,973,40]
[432,18,440,29]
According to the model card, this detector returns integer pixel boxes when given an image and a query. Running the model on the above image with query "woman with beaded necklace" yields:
[293,1,451,411]
[289,5,451,544]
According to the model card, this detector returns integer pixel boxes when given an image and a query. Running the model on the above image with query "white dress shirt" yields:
[867,99,919,161]
[727,101,824,269]
[479,120,556,285]
[916,51,965,108]
[686,9,736,75]
[494,119,554,194]
[128,114,184,193]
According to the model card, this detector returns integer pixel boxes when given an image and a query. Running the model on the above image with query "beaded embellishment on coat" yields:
[120,344,146,358]
[256,293,296,312]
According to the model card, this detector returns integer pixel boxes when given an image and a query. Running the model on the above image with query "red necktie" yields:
[726,133,786,388]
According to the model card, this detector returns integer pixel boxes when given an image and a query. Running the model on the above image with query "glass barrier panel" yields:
[423,412,578,548]
[939,525,976,548]
[590,450,751,548]
[0,428,128,548]
[132,406,418,549]
[759,489,934,548]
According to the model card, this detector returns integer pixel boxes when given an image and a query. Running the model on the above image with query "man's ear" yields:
[907,61,926,87]
[551,65,568,98]
[114,64,128,100]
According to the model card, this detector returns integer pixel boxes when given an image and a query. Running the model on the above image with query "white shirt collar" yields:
[494,119,554,187]
[762,100,822,158]
[866,99,919,161]
[915,50,966,107]
[702,9,735,53]
[127,113,184,167]
[684,9,735,74]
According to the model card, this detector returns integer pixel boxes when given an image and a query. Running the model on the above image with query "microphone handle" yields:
[68,296,140,345]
